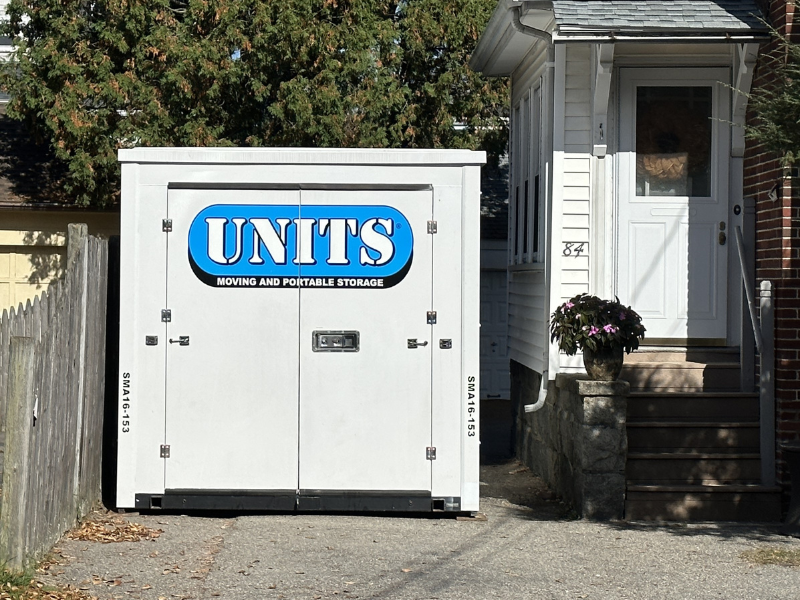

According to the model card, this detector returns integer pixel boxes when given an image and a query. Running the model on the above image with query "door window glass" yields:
[636,86,712,197]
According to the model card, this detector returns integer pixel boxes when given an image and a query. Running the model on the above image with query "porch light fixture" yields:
[768,181,781,202]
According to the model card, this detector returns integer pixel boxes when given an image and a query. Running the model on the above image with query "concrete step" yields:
[626,348,739,364]
[627,392,759,421]
[621,362,740,392]
[626,452,761,485]
[625,484,782,521]
[627,422,760,454]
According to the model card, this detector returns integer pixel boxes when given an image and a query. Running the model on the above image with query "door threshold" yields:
[641,338,728,347]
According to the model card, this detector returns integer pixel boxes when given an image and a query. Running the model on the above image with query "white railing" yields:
[734,224,775,487]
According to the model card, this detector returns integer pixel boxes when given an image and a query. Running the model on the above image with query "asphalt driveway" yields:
[38,400,800,600]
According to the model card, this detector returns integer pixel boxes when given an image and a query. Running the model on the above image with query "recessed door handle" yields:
[719,232,727,246]
[169,336,190,346]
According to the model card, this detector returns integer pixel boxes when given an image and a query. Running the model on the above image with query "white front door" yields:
[617,68,730,344]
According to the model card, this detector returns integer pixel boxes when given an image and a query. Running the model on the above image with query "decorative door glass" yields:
[636,86,712,197]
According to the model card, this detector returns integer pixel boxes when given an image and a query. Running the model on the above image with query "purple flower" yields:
[603,324,619,333]
[588,326,600,336]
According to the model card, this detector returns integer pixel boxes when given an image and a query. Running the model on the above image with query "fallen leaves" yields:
[740,546,800,567]
[0,580,97,600]
[67,514,162,544]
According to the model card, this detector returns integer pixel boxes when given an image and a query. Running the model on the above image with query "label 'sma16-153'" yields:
[188,204,414,288]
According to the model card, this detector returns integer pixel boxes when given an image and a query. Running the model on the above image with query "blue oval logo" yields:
[188,204,414,289]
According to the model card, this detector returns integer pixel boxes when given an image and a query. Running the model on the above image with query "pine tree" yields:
[0,0,508,207]
[746,27,800,165]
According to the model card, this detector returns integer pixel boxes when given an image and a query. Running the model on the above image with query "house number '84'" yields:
[563,242,585,257]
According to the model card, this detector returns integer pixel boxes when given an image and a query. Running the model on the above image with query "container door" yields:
[297,189,433,494]
[164,189,300,492]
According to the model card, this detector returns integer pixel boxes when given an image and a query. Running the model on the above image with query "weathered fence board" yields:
[0,225,109,571]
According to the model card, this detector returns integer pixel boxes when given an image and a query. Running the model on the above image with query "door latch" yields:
[408,339,429,349]
[169,336,190,346]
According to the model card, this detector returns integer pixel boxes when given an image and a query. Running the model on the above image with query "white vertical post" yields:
[760,280,775,486]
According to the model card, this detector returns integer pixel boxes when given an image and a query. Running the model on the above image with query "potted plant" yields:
[549,294,646,381]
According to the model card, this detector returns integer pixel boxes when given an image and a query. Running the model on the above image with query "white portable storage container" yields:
[117,148,485,513]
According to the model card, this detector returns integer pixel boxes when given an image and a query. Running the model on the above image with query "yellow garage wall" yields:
[0,209,119,310]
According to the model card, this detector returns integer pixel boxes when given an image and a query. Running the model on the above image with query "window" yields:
[510,82,543,265]
[635,86,712,197]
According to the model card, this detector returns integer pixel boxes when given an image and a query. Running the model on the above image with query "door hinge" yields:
[160,445,170,458]
[161,309,172,322]
[427,311,437,324]
[426,447,436,461]
[162,219,172,232]
[427,220,438,234]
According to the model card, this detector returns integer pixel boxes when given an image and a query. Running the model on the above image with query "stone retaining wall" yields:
[512,361,629,519]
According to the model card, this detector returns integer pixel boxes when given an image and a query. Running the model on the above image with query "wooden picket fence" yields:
[0,224,109,571]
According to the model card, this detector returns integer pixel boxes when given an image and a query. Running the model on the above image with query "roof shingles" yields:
[552,1,765,32]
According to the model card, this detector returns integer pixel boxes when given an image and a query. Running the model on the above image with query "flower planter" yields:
[582,345,624,381]
[550,294,645,379]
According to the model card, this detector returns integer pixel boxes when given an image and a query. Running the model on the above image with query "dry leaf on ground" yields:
[67,513,162,543]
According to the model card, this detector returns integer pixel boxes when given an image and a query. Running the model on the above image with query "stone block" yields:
[579,472,626,520]
[579,425,627,472]
[582,396,627,427]
[575,378,631,398]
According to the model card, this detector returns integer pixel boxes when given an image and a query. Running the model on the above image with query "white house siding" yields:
[559,44,592,302]
[508,269,547,371]
[507,50,548,374]
[506,43,594,376]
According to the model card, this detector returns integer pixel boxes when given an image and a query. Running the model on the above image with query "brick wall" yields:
[745,0,799,486]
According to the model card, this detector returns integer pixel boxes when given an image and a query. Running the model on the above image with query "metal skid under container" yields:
[117,148,485,513]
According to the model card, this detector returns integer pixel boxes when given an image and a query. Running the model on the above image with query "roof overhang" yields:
[552,30,769,44]
[470,1,555,76]
[472,1,769,77]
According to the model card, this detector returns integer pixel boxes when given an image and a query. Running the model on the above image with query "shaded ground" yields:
[478,398,564,515]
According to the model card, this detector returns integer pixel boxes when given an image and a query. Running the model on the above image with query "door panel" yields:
[298,189,433,492]
[618,69,729,342]
[165,189,300,491]
[677,221,719,319]
[627,222,667,319]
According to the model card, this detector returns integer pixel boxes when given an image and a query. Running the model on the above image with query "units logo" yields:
[188,204,414,288]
